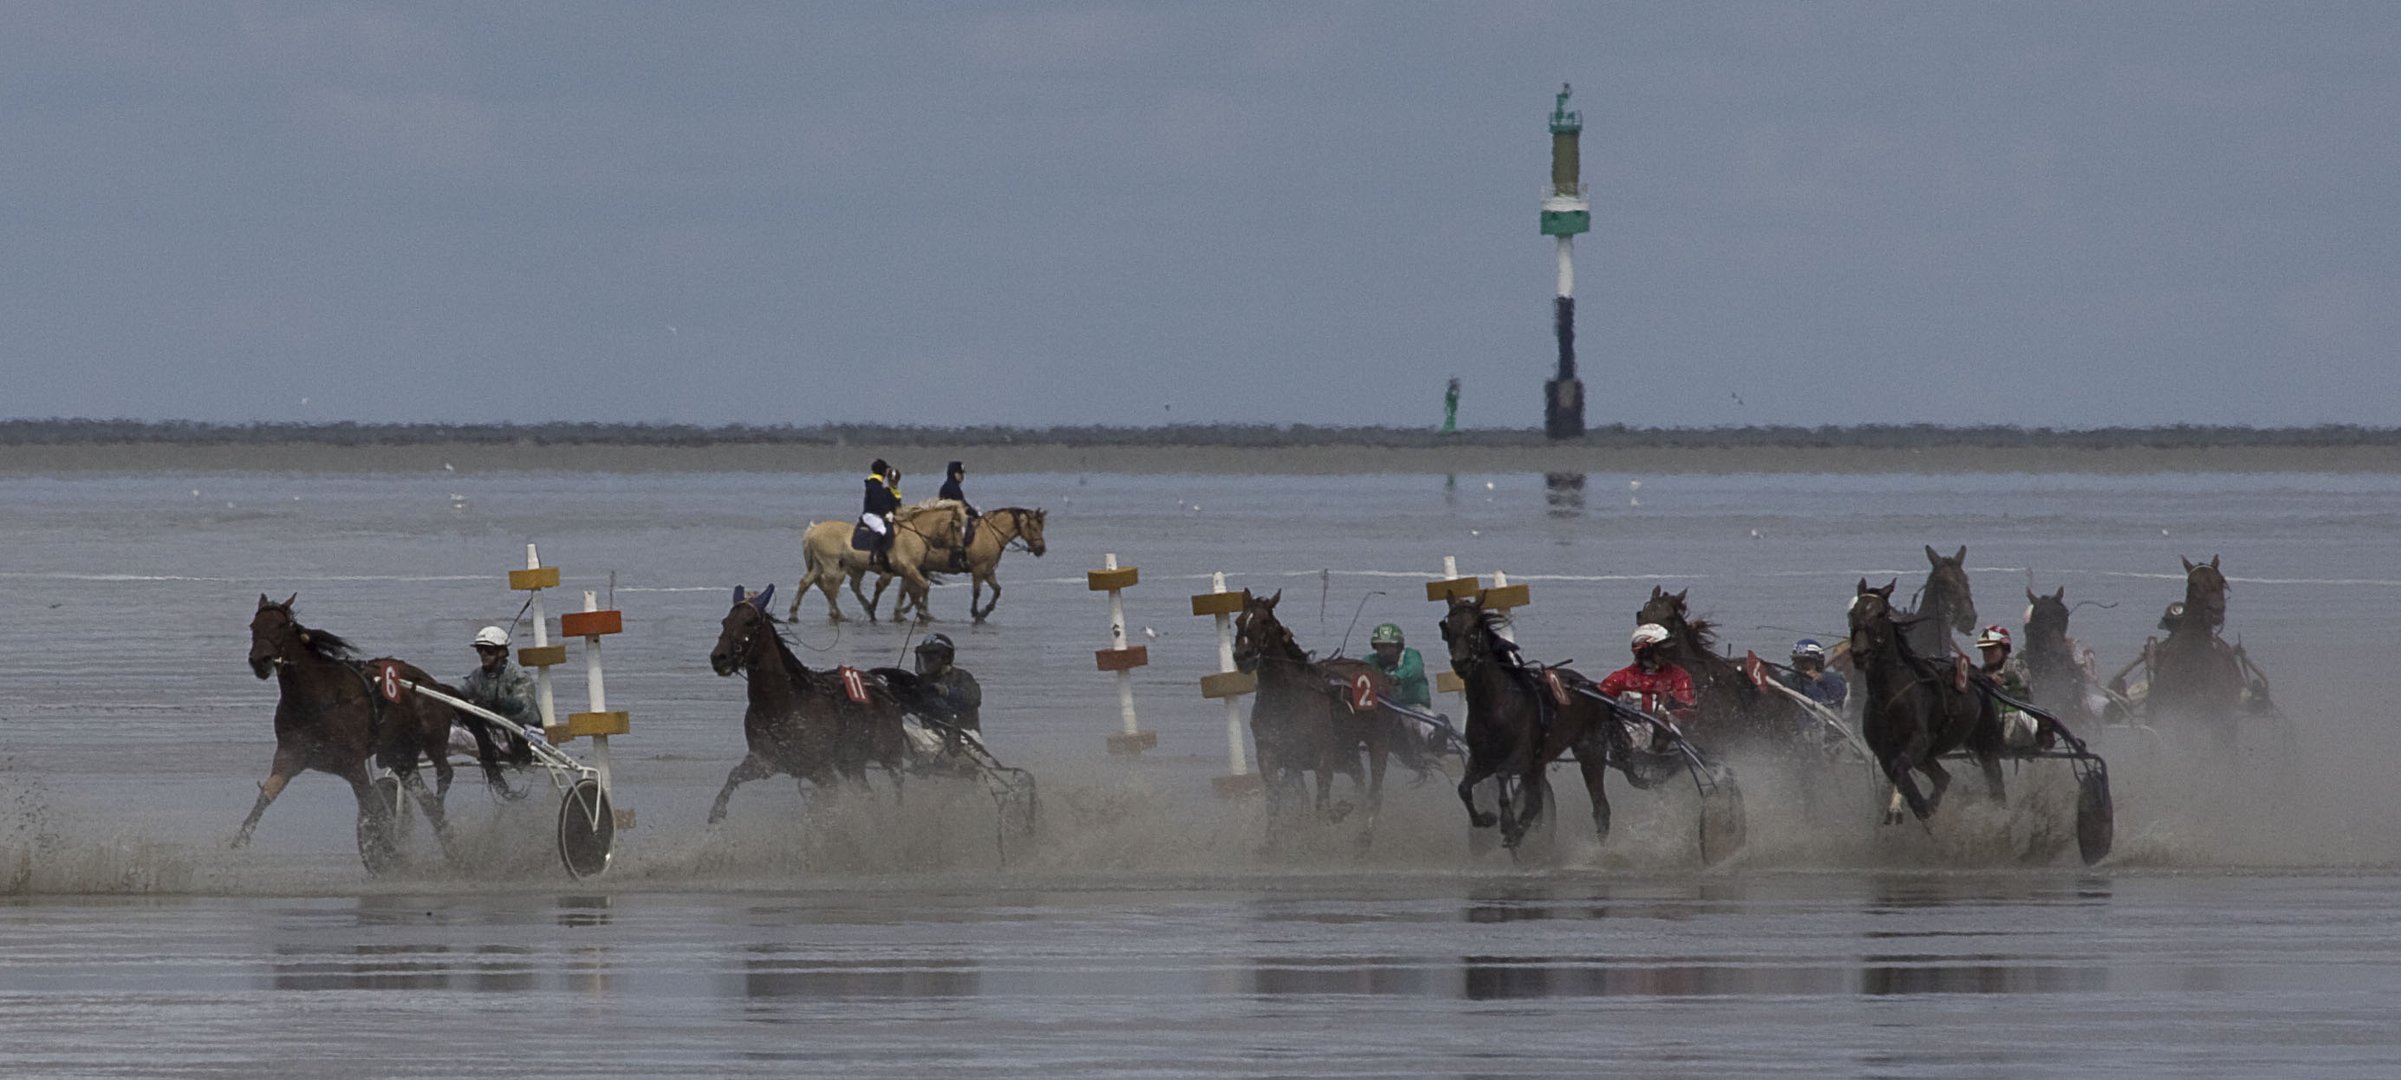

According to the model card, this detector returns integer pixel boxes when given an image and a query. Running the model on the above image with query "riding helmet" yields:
[472,625,510,648]
[1975,625,2012,649]
[1791,639,1825,660]
[915,633,955,657]
[1630,623,1671,652]
[1370,623,1404,646]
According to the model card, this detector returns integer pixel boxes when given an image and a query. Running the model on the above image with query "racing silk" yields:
[460,661,539,730]
[1371,647,1431,707]
[1596,661,1697,720]
[923,667,983,730]
[1781,668,1848,710]
[1984,656,2038,747]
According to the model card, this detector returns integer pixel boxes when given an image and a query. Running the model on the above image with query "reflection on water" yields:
[734,949,980,1001]
[1543,471,1585,517]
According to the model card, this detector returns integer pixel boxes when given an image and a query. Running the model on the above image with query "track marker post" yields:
[1091,553,1156,754]
[511,547,634,831]
[1426,554,1479,701]
[1191,572,1261,796]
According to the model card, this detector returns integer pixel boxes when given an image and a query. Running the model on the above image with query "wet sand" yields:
[10,439,2401,475]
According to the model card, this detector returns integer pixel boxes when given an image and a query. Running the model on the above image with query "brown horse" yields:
[2021,585,2097,726]
[1636,586,1807,753]
[707,584,911,823]
[789,502,966,623]
[1231,590,1397,834]
[1848,580,2006,824]
[1438,596,1638,850]
[891,506,1049,624]
[2145,555,2247,750]
[234,595,488,871]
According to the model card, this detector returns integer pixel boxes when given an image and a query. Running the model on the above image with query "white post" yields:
[527,544,557,732]
[1556,235,1575,300]
[1106,553,1138,738]
[1211,571,1248,777]
[1440,555,1467,716]
[581,589,613,798]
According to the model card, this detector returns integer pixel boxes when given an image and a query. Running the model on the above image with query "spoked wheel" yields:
[1688,759,1747,867]
[557,778,616,880]
[2074,759,2114,866]
[357,776,405,876]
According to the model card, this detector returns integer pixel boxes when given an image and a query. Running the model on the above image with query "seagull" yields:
[1143,627,1159,640]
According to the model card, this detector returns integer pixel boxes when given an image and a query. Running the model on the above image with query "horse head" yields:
[1231,590,1290,673]
[2025,586,2070,651]
[1017,508,1048,556]
[2180,555,2227,632]
[1636,586,1688,631]
[1922,544,1978,637]
[1437,595,1496,675]
[1848,579,1900,660]
[712,584,777,677]
[248,592,301,679]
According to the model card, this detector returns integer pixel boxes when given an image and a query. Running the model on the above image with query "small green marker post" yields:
[1442,377,1460,434]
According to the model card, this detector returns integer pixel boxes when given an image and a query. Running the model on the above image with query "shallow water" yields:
[3,467,2399,1074]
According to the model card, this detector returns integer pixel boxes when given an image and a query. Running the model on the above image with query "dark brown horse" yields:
[2021,585,2096,725]
[1635,586,1807,753]
[2146,556,2247,749]
[1437,596,1640,850]
[234,595,485,870]
[706,584,911,823]
[1848,580,2006,824]
[1231,590,1396,832]
[1906,545,1979,655]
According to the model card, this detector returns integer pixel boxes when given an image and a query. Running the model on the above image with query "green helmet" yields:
[1369,623,1404,646]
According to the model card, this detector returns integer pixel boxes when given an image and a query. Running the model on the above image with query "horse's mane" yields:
[288,618,359,662]
[1679,615,1720,655]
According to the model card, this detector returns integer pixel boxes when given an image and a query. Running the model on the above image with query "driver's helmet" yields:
[2160,602,2185,631]
[1791,639,1825,661]
[1370,623,1404,647]
[1630,623,1671,653]
[472,625,510,649]
[1976,625,2012,650]
[915,633,955,658]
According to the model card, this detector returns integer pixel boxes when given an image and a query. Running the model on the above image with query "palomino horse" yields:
[2022,585,2097,726]
[234,595,498,871]
[889,506,1049,624]
[1848,580,2005,824]
[2145,555,2247,750]
[707,585,911,823]
[1231,590,1396,835]
[790,501,966,623]
[1636,586,1806,753]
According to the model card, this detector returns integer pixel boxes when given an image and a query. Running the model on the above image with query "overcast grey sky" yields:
[5,3,2395,428]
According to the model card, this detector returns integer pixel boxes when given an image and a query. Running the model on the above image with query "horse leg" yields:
[899,565,934,623]
[1916,756,1955,819]
[397,768,456,861]
[231,745,304,848]
[1975,751,2006,806]
[1881,733,1938,824]
[1510,764,1549,848]
[709,752,776,825]
[1496,770,1524,849]
[860,571,889,623]
[974,572,1001,623]
[1576,750,1613,843]
[1457,758,1499,830]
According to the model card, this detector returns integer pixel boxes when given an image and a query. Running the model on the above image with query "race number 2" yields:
[1350,672,1376,711]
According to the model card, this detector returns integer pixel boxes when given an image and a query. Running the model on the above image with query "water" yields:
[4,465,2400,1075]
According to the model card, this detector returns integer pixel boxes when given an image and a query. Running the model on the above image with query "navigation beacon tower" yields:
[1540,84,1590,440]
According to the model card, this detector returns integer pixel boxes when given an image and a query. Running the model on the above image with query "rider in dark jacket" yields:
[913,633,982,732]
[861,459,901,570]
[936,460,977,572]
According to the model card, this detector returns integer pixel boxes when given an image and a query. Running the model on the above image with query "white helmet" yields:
[1975,625,2012,650]
[1630,623,1671,652]
[472,625,511,649]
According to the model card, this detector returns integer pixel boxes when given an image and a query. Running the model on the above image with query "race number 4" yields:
[839,666,869,704]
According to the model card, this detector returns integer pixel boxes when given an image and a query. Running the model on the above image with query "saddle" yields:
[850,523,879,553]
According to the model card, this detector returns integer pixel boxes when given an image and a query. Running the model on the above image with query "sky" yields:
[4,3,2396,429]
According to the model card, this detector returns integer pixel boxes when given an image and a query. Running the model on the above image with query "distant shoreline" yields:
[6,421,2401,474]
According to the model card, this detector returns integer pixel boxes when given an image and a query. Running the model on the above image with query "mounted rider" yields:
[1781,638,1848,711]
[858,459,903,571]
[1976,624,2042,747]
[1367,623,1429,708]
[937,460,978,573]
[913,632,982,732]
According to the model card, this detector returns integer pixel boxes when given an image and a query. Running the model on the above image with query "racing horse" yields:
[1847,580,2007,824]
[707,585,912,823]
[789,501,966,623]
[2021,585,2097,725]
[1438,596,1640,850]
[1636,587,1807,753]
[2144,556,2248,750]
[234,595,502,870]
[1906,545,1980,655]
[1231,590,1397,835]
[890,506,1049,624]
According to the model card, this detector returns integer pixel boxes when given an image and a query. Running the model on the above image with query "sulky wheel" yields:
[557,778,617,880]
[2075,764,2114,866]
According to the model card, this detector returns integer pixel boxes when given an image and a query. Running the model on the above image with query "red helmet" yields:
[1975,625,2012,649]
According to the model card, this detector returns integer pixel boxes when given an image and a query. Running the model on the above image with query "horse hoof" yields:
[1468,812,1497,829]
[1883,810,1906,826]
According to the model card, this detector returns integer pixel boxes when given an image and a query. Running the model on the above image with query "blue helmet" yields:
[1791,639,1826,660]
